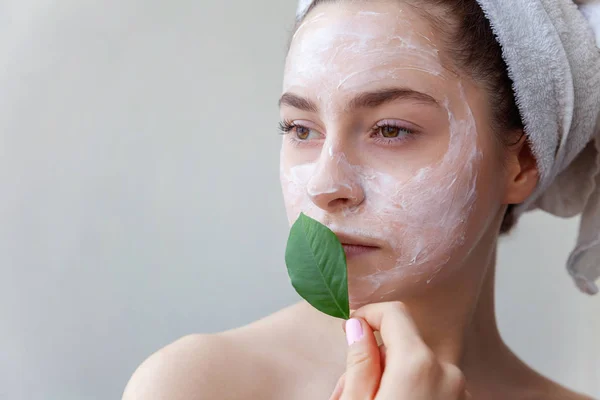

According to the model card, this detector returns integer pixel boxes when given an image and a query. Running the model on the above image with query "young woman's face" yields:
[279,1,507,308]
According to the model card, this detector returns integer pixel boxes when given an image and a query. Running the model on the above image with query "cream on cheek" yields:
[352,87,482,300]
[280,10,483,303]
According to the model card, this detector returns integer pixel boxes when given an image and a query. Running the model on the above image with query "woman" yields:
[123,0,600,398]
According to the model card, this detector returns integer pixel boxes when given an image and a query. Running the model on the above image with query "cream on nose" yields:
[306,144,365,212]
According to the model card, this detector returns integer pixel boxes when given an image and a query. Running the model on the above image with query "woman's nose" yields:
[306,148,365,212]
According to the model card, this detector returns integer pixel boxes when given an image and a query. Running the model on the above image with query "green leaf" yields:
[285,213,349,319]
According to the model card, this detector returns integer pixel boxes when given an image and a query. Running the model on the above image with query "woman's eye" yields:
[296,126,311,140]
[293,125,321,141]
[374,123,415,140]
[278,120,322,142]
[380,125,402,138]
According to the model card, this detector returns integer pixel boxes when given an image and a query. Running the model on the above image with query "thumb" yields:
[340,318,382,399]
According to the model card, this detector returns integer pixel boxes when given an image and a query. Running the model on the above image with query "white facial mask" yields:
[280,6,483,306]
[284,8,447,116]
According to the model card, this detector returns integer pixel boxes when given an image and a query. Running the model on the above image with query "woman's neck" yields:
[410,244,563,398]
[398,236,500,365]
[460,250,564,398]
[387,236,551,397]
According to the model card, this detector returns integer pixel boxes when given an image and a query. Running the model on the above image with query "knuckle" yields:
[388,301,408,314]
[445,365,467,396]
[347,349,372,370]
[403,347,439,382]
[415,346,437,367]
[453,374,467,395]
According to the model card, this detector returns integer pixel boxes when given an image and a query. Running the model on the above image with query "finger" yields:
[340,318,382,400]
[351,302,441,398]
[343,324,383,343]
[328,373,346,400]
[350,302,444,365]
[379,344,387,370]
[456,388,471,400]
[346,325,387,370]
[439,362,467,400]
[343,324,386,369]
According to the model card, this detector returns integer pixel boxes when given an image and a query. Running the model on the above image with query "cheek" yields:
[350,89,490,302]
[279,144,321,225]
[358,109,482,277]
[280,161,312,225]
[459,138,507,240]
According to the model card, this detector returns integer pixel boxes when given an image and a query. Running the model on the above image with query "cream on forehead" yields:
[284,9,445,95]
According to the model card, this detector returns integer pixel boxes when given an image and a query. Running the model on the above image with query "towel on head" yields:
[475,0,600,294]
[295,0,600,294]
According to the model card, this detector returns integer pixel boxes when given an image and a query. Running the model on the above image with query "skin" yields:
[122,1,594,399]
[280,2,495,308]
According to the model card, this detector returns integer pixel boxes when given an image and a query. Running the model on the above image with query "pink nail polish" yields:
[345,318,363,345]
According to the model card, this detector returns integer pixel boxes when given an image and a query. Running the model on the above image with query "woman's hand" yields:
[329,302,470,400]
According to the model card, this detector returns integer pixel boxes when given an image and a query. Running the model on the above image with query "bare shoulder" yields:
[522,381,597,400]
[122,333,258,400]
[560,390,596,400]
[121,302,343,400]
[544,377,596,400]
[535,390,596,400]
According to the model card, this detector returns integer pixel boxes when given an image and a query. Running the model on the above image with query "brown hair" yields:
[294,0,524,234]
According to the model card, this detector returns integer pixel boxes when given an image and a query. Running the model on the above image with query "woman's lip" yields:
[342,244,378,258]
[333,231,380,248]
[330,230,381,257]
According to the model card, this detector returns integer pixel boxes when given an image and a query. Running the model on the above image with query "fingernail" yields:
[345,318,363,346]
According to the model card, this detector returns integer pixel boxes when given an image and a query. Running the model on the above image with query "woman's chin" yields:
[347,276,424,309]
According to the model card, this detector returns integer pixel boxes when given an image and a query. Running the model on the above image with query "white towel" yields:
[295,0,600,294]
[476,0,600,294]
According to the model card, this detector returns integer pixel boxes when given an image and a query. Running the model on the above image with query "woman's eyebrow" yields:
[278,93,319,112]
[278,88,440,112]
[347,88,441,110]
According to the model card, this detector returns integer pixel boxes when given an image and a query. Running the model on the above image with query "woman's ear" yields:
[503,131,539,205]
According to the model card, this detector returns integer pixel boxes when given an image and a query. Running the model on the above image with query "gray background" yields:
[0,1,598,399]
